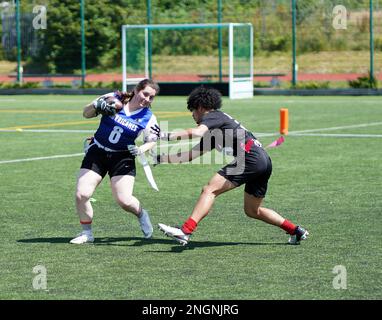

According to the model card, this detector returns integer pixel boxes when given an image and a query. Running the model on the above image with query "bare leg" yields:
[111,175,153,238]
[75,169,103,222]
[110,175,141,216]
[190,173,237,223]
[243,192,285,226]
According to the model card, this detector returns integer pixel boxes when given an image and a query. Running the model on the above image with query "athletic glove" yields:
[93,97,117,116]
[150,124,161,139]
[127,145,143,156]
[150,124,171,141]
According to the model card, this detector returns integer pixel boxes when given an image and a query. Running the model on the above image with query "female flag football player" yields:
[155,86,309,246]
[70,79,160,244]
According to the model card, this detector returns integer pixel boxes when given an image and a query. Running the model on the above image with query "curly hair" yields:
[187,86,222,111]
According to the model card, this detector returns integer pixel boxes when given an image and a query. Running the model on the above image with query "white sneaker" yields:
[69,231,94,244]
[288,226,309,245]
[158,223,190,246]
[139,209,153,239]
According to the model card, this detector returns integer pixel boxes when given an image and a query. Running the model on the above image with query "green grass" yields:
[0,95,381,300]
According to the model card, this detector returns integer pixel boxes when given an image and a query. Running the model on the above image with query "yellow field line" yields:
[0,109,189,115]
[0,120,99,130]
[0,109,81,114]
[0,111,190,130]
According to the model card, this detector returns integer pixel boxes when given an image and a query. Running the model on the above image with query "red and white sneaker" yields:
[158,223,190,246]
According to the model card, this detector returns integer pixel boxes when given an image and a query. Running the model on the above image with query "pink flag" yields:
[266,136,285,149]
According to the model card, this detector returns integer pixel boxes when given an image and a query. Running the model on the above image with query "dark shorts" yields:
[80,144,136,178]
[218,146,272,198]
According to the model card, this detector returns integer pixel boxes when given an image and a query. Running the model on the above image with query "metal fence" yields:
[0,0,380,89]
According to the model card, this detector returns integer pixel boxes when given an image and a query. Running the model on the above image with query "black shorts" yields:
[80,144,136,178]
[218,146,272,198]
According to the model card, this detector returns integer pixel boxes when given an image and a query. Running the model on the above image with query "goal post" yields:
[121,23,253,99]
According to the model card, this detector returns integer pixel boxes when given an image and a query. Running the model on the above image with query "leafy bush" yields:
[262,36,291,52]
[0,82,40,89]
[292,81,330,89]
[375,37,382,51]
[348,73,378,89]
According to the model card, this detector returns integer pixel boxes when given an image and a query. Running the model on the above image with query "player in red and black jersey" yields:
[156,86,309,246]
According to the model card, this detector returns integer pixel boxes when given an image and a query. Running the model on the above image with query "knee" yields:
[75,189,92,203]
[244,205,260,218]
[202,184,218,197]
[116,196,136,211]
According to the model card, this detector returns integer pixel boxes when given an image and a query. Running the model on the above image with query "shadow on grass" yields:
[17,236,288,252]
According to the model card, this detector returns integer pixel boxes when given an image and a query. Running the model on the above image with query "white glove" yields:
[150,125,170,141]
[160,132,170,141]
[127,145,143,156]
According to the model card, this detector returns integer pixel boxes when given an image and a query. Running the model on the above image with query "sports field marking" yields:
[0,140,197,165]
[0,153,84,165]
[252,99,382,104]
[1,120,381,135]
[0,120,99,130]
[1,128,381,165]
[0,111,189,131]
[0,109,81,114]
[0,129,95,133]
[0,109,188,115]
[289,133,382,138]
[289,121,382,134]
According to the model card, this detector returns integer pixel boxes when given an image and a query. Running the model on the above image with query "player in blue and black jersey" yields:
[70,79,160,244]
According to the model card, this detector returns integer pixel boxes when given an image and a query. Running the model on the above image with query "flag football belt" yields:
[241,138,262,153]
[93,138,129,153]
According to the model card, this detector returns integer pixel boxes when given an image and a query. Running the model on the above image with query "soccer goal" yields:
[121,23,253,99]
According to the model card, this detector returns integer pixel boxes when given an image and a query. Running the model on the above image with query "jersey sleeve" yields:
[142,114,159,143]
[199,112,224,130]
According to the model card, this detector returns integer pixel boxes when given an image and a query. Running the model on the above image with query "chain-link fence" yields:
[0,0,380,89]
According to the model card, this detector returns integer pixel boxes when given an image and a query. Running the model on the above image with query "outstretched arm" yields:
[166,124,209,141]
[158,141,206,164]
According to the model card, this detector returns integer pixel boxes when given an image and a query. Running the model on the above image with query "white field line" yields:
[0,129,95,133]
[1,122,382,165]
[252,99,382,104]
[1,121,381,135]
[289,133,382,138]
[0,153,84,165]
[288,121,382,134]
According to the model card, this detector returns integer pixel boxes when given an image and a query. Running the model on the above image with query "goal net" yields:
[121,23,253,99]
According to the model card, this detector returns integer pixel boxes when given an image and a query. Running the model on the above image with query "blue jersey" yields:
[93,93,158,151]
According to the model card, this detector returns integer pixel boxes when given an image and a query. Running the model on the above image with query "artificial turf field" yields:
[0,95,381,300]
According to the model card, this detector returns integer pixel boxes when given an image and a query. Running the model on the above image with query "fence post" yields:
[291,0,297,87]
[16,0,21,84]
[81,0,86,87]
[218,0,222,82]
[147,0,152,79]
[369,0,374,86]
